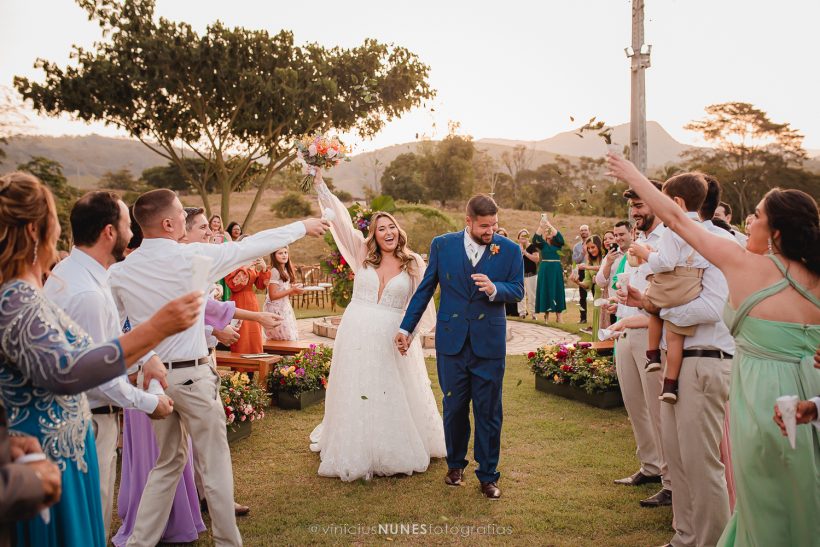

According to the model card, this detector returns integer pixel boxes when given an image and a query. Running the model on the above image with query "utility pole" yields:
[626,0,651,174]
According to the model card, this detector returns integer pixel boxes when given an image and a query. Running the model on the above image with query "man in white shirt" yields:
[110,189,328,547]
[713,201,748,247]
[610,183,672,508]
[43,191,174,540]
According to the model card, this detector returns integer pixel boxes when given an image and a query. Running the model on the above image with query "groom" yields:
[395,195,523,499]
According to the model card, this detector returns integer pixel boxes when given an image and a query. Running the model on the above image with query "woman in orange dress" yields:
[225,257,271,354]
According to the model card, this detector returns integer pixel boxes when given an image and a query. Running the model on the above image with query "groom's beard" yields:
[468,229,493,246]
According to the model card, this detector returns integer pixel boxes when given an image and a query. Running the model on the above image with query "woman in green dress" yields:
[577,235,603,336]
[532,214,565,322]
[609,154,820,547]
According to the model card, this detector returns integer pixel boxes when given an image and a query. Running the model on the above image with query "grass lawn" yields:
[205,355,672,546]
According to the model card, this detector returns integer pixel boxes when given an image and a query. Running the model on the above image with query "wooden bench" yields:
[262,340,316,356]
[592,340,615,356]
[215,351,282,387]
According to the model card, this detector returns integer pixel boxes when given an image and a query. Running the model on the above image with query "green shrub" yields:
[272,192,313,218]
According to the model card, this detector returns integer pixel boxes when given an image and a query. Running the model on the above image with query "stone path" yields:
[295,317,578,358]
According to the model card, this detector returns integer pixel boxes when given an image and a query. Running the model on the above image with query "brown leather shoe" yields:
[444,468,464,486]
[613,470,662,486]
[480,481,501,500]
[640,488,672,507]
[234,502,250,517]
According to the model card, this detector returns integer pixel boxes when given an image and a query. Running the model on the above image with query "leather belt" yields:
[682,349,733,360]
[163,356,211,370]
[91,404,121,415]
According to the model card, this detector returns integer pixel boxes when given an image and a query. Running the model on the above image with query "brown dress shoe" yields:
[480,481,501,500]
[639,488,672,507]
[613,470,662,486]
[234,502,250,517]
[444,468,464,486]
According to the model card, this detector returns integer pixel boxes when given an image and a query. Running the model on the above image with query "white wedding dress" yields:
[309,182,446,481]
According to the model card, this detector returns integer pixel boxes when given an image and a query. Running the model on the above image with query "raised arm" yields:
[607,154,745,273]
[314,171,366,274]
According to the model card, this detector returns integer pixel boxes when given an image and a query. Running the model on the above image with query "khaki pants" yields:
[518,275,537,317]
[614,328,670,489]
[127,363,241,547]
[92,413,119,541]
[663,355,731,547]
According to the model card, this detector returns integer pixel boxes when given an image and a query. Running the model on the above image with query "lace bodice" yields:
[351,267,412,311]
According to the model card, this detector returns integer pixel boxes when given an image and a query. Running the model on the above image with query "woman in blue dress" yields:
[0,172,202,546]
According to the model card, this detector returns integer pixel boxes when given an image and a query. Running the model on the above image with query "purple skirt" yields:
[112,409,205,546]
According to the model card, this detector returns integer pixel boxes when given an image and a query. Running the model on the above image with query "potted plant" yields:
[221,371,270,443]
[267,344,332,410]
[528,342,623,409]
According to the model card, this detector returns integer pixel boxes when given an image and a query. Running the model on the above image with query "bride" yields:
[309,170,446,481]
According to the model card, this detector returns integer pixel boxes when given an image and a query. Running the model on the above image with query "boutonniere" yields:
[490,244,501,256]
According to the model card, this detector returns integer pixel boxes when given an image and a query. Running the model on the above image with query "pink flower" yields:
[240,415,247,422]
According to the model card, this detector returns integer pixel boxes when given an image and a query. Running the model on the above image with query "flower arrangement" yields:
[528,342,618,394]
[220,371,270,431]
[294,133,352,192]
[267,344,333,397]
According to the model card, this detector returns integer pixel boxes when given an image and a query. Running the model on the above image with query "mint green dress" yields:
[718,255,820,547]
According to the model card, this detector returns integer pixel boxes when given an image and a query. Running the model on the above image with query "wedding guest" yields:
[43,191,175,541]
[0,172,201,547]
[109,188,328,547]
[576,235,603,335]
[609,155,819,547]
[264,247,302,341]
[0,406,62,547]
[209,215,231,242]
[533,214,565,323]
[603,230,616,253]
[743,214,755,235]
[595,221,631,327]
[226,221,242,241]
[225,257,270,354]
[713,201,748,247]
[516,229,540,320]
[610,181,671,509]
[571,224,591,324]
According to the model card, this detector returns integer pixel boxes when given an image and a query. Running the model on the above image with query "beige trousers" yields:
[92,413,119,541]
[663,355,731,547]
[614,327,670,489]
[127,363,241,547]
[518,275,538,317]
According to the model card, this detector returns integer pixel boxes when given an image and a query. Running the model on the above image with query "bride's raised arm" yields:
[314,170,366,274]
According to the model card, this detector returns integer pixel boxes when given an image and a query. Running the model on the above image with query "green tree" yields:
[0,87,28,165]
[381,152,426,202]
[271,192,313,218]
[15,0,433,226]
[141,158,218,193]
[98,167,142,191]
[420,135,475,207]
[683,102,808,217]
[17,157,81,248]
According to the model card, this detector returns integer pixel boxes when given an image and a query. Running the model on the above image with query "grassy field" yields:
[195,356,672,546]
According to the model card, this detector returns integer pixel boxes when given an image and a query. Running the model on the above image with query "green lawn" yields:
[205,356,672,546]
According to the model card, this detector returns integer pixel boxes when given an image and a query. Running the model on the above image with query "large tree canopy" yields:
[15,0,434,224]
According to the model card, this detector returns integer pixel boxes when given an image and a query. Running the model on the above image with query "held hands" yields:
[9,435,43,461]
[29,458,62,509]
[394,332,409,356]
[253,312,283,330]
[303,218,331,238]
[471,273,496,296]
[149,394,174,420]
[773,401,818,434]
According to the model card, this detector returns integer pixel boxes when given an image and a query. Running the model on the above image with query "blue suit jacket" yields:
[400,231,524,359]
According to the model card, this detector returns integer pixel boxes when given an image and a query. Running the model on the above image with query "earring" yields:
[767,238,773,254]
[32,240,39,266]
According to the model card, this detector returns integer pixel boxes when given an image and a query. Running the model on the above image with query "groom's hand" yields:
[394,332,409,356]
[471,274,496,297]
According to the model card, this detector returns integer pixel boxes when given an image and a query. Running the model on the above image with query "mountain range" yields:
[2,122,817,196]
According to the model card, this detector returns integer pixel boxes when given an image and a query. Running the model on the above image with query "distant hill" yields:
[0,134,167,188]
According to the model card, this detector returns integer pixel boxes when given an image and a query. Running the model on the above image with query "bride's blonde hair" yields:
[363,212,415,275]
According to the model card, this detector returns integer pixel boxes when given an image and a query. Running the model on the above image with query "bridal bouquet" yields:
[294,133,351,192]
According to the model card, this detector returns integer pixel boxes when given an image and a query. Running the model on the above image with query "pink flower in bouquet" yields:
[228,414,235,424]
[527,351,536,359]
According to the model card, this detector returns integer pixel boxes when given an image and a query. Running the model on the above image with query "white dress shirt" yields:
[109,222,306,362]
[616,222,666,321]
[44,248,159,413]
[647,212,710,274]
[464,229,496,300]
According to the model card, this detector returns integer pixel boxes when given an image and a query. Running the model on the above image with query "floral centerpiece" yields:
[320,203,374,308]
[294,133,352,192]
[220,371,270,431]
[528,342,621,407]
[267,344,333,409]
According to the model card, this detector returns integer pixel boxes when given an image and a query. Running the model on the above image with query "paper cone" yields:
[776,395,799,449]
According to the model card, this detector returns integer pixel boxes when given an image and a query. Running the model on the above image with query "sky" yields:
[1,0,819,153]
